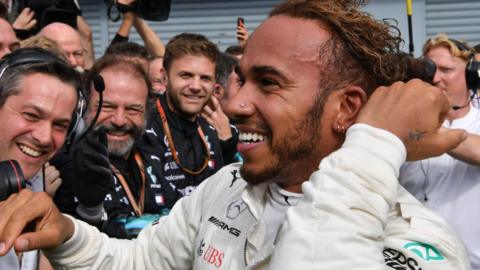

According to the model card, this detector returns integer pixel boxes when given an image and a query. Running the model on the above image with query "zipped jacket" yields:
[45,124,470,270]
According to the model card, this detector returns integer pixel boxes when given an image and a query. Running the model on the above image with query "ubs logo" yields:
[197,239,224,268]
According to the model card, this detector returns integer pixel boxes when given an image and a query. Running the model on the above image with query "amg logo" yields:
[208,216,241,237]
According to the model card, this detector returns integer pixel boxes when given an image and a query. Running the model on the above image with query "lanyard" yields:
[111,151,146,216]
[156,98,211,175]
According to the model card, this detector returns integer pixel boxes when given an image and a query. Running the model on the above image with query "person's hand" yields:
[236,21,249,47]
[0,189,74,256]
[73,127,113,207]
[201,96,232,140]
[356,79,467,161]
[43,162,62,198]
[12,8,36,31]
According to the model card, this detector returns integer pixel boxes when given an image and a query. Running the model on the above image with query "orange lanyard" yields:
[156,98,211,175]
[110,151,146,216]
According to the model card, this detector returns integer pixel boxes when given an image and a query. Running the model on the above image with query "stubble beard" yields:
[240,92,327,186]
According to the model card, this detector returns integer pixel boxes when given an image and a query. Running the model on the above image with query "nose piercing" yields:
[240,103,245,108]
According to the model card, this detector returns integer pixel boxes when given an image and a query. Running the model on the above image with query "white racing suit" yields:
[45,124,470,269]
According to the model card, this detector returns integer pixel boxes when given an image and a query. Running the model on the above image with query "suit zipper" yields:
[244,239,248,266]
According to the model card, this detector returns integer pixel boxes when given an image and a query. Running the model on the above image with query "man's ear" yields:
[164,73,169,85]
[213,83,225,100]
[332,86,367,134]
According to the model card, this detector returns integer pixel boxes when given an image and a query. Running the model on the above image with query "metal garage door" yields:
[79,0,282,58]
[426,0,480,47]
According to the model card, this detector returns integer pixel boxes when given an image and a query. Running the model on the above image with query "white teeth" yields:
[19,145,42,157]
[239,132,266,143]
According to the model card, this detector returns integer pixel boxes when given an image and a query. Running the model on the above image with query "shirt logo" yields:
[208,216,241,237]
[197,240,224,268]
[383,248,421,270]
[197,239,206,257]
[146,128,157,137]
[229,170,240,187]
[403,241,445,261]
[226,199,247,220]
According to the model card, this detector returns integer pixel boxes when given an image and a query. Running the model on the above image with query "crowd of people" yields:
[0,0,479,269]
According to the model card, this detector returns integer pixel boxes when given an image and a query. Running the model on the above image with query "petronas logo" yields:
[403,242,445,261]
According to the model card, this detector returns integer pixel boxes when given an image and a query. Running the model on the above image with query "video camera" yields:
[13,0,81,35]
[404,55,480,92]
[0,160,26,201]
[107,0,171,22]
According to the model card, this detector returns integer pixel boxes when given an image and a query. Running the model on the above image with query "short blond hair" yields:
[423,33,472,61]
[20,35,68,61]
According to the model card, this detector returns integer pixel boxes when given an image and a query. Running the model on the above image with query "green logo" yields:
[403,242,445,261]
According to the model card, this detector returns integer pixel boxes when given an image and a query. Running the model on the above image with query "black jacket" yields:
[135,94,237,207]
[52,148,170,239]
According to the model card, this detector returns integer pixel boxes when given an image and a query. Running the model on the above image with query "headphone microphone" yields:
[65,73,105,151]
[447,39,479,111]
[452,103,470,111]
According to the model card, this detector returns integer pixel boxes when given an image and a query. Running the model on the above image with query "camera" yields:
[108,0,171,22]
[14,0,80,35]
[0,160,26,201]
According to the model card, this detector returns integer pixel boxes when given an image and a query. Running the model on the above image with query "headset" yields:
[449,39,480,91]
[0,47,104,149]
[444,39,480,110]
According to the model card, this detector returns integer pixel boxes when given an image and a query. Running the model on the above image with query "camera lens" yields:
[0,160,26,201]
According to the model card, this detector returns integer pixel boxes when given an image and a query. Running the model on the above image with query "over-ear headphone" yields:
[0,47,83,146]
[449,38,480,92]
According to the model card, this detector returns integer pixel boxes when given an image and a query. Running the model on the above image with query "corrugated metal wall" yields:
[79,0,282,58]
[426,0,480,47]
[80,0,480,58]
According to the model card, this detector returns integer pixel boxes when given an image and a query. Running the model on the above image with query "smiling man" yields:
[51,55,172,239]
[0,1,470,269]
[0,47,79,269]
[136,33,237,209]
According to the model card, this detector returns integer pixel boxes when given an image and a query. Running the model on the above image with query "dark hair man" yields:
[0,47,78,269]
[136,33,238,207]
[400,33,480,269]
[51,55,169,239]
[0,1,469,269]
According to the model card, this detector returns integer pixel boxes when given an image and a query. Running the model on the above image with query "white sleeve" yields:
[44,178,211,270]
[269,123,406,270]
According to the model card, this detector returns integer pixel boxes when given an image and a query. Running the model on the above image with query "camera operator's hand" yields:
[0,189,74,255]
[357,79,467,161]
[73,127,113,208]
[12,8,36,31]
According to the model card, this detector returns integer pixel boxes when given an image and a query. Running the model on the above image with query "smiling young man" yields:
[0,47,79,269]
[0,1,470,269]
[136,33,237,208]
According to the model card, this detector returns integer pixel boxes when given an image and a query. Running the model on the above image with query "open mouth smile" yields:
[239,132,266,143]
[18,144,44,158]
